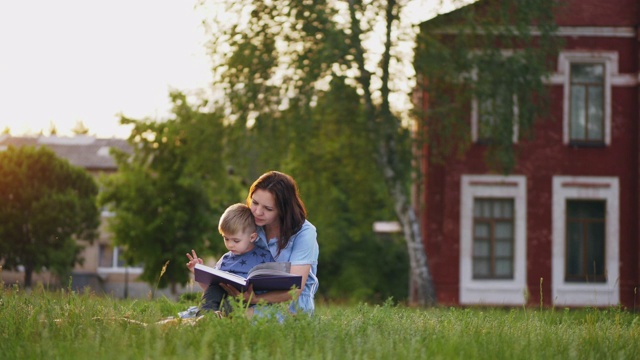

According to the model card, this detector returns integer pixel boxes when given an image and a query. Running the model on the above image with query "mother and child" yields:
[186,171,319,318]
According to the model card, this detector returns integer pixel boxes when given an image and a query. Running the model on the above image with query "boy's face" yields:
[222,230,258,255]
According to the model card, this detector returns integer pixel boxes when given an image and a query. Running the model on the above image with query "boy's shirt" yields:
[215,247,275,278]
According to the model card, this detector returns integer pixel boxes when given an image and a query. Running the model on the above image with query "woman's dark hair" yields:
[247,171,307,254]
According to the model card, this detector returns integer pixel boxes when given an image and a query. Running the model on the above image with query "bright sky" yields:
[0,0,211,138]
[0,0,465,139]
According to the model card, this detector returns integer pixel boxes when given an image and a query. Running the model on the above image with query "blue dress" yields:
[255,220,319,315]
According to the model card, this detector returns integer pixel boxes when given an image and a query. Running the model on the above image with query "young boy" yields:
[186,203,274,315]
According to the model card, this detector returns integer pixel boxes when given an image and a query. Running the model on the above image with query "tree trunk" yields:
[24,266,33,288]
[347,0,437,306]
[381,150,436,306]
[398,202,436,306]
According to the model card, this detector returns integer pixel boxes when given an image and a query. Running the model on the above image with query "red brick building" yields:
[416,0,639,308]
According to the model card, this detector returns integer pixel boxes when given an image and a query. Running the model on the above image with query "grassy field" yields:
[1,285,639,359]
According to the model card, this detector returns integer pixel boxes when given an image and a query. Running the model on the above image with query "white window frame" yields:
[471,95,519,144]
[97,245,143,275]
[468,49,521,144]
[460,175,527,305]
[558,51,616,146]
[551,176,619,306]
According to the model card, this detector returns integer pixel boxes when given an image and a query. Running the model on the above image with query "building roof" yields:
[422,0,639,29]
[0,135,131,171]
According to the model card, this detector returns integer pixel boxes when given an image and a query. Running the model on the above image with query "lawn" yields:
[1,285,639,359]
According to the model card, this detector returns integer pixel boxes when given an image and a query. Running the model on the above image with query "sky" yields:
[0,0,464,139]
[0,0,211,138]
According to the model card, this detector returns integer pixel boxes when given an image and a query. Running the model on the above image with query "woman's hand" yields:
[185,249,203,273]
[220,283,258,304]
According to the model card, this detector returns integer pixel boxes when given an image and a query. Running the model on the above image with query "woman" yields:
[194,171,319,317]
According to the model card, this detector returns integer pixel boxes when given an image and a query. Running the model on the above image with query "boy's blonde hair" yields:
[218,203,256,235]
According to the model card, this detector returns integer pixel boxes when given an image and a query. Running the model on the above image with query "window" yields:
[98,244,127,268]
[460,175,527,305]
[472,91,519,144]
[473,198,515,279]
[565,200,606,283]
[552,176,619,306]
[476,99,494,142]
[470,53,521,144]
[569,63,605,144]
[98,244,142,274]
[558,51,616,146]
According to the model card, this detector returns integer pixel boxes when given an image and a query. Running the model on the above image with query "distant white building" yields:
[0,135,190,299]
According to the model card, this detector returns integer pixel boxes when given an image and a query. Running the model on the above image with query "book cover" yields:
[194,263,302,291]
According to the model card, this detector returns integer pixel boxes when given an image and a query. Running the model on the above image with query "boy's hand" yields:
[185,249,203,273]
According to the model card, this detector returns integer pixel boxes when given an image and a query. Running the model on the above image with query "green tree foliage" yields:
[190,0,556,304]
[0,146,99,287]
[71,121,90,136]
[209,1,347,182]
[200,0,434,304]
[414,0,560,172]
[290,77,409,302]
[99,92,244,293]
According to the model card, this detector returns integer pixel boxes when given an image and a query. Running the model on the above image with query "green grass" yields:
[1,286,639,359]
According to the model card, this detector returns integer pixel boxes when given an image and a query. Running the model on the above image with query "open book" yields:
[194,262,302,292]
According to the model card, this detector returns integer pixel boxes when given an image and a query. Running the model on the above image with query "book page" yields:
[248,262,291,279]
[248,269,294,278]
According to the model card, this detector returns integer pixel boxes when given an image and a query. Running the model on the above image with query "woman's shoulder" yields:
[294,220,316,236]
[299,219,316,232]
[287,220,319,260]
[291,220,317,244]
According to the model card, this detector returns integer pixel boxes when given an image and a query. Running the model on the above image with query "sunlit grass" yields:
[1,285,639,359]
